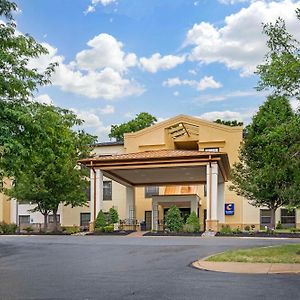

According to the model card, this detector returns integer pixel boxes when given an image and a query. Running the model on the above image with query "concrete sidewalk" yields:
[192,260,300,274]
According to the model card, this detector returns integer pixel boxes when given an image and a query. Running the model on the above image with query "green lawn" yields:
[206,244,300,264]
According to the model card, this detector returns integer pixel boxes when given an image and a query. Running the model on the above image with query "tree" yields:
[186,212,200,232]
[95,210,107,230]
[214,119,243,127]
[256,9,300,98]
[109,112,157,141]
[164,205,183,232]
[230,95,299,229]
[108,207,119,224]
[0,0,56,102]
[3,104,96,231]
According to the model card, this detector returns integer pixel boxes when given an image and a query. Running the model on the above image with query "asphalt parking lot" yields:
[0,235,299,299]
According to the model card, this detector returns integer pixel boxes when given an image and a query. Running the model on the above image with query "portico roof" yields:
[79,150,230,186]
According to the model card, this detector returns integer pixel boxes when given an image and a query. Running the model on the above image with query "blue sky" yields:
[14,0,300,141]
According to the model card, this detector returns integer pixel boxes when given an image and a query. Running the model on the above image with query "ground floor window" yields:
[19,215,30,225]
[80,213,91,227]
[281,209,296,228]
[260,209,271,229]
[48,214,60,224]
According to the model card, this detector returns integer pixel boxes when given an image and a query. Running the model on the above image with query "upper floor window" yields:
[204,147,219,152]
[145,186,159,198]
[103,181,112,200]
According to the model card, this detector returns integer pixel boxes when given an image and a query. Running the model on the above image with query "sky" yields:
[13,0,300,141]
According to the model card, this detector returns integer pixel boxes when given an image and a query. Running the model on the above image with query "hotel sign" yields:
[225,203,234,215]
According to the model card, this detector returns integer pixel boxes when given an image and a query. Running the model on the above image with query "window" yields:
[145,186,159,198]
[19,215,30,225]
[48,214,60,224]
[80,213,91,227]
[204,184,207,197]
[260,209,271,228]
[281,209,296,228]
[204,147,219,152]
[103,181,112,200]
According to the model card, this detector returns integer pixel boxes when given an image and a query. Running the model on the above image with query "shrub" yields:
[103,225,114,232]
[0,222,17,234]
[232,227,241,234]
[220,225,232,235]
[24,226,34,233]
[183,224,195,233]
[64,226,80,234]
[95,210,107,230]
[165,205,183,232]
[276,221,283,230]
[244,225,250,231]
[290,228,300,233]
[186,212,200,232]
[108,207,119,224]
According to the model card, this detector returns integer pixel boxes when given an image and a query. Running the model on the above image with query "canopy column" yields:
[126,186,135,222]
[90,168,103,223]
[152,199,159,231]
[206,162,219,231]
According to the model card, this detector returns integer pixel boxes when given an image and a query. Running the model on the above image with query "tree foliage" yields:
[109,112,157,141]
[108,207,119,224]
[0,0,57,102]
[186,211,200,232]
[95,210,107,230]
[2,104,96,230]
[230,96,300,228]
[214,119,243,127]
[256,10,300,98]
[165,205,183,232]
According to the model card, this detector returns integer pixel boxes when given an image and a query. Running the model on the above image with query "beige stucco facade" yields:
[1,115,299,231]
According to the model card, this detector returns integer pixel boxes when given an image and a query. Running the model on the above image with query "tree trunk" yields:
[43,213,48,232]
[53,210,58,232]
[270,207,276,230]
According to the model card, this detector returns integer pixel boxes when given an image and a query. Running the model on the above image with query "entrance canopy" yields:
[79,149,230,187]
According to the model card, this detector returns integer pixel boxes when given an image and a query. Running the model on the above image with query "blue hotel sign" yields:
[225,203,234,215]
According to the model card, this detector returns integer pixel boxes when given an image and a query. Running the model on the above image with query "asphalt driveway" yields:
[0,235,299,299]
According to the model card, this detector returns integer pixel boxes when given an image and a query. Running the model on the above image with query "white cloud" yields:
[219,0,250,4]
[163,76,222,91]
[29,40,144,100]
[185,0,300,76]
[188,69,197,75]
[100,104,115,114]
[85,0,117,14]
[76,33,137,72]
[199,109,255,123]
[173,91,180,97]
[33,94,54,105]
[193,90,260,103]
[140,53,186,73]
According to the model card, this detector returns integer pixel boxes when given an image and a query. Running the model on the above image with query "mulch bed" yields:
[143,231,204,237]
[86,230,135,236]
[216,232,300,238]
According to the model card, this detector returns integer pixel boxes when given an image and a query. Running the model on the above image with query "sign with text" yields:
[225,203,234,215]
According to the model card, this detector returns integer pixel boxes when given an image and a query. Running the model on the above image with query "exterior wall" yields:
[0,179,12,223]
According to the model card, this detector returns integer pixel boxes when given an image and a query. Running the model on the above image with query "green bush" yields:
[64,226,80,234]
[182,224,195,233]
[276,221,283,230]
[95,210,107,230]
[103,225,114,232]
[220,225,232,235]
[185,212,200,232]
[24,226,34,233]
[290,228,300,233]
[165,205,183,232]
[232,227,241,234]
[108,207,119,224]
[244,225,250,231]
[0,222,17,234]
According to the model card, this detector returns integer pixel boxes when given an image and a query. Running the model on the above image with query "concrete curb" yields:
[192,259,300,274]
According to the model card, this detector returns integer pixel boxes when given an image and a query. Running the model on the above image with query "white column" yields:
[217,182,225,224]
[126,186,135,222]
[191,197,198,216]
[206,163,218,221]
[90,168,103,222]
[152,199,158,231]
[10,198,18,225]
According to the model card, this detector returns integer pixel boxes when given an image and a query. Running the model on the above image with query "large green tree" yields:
[256,9,300,98]
[230,96,300,229]
[214,119,243,127]
[3,104,96,230]
[109,112,157,142]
